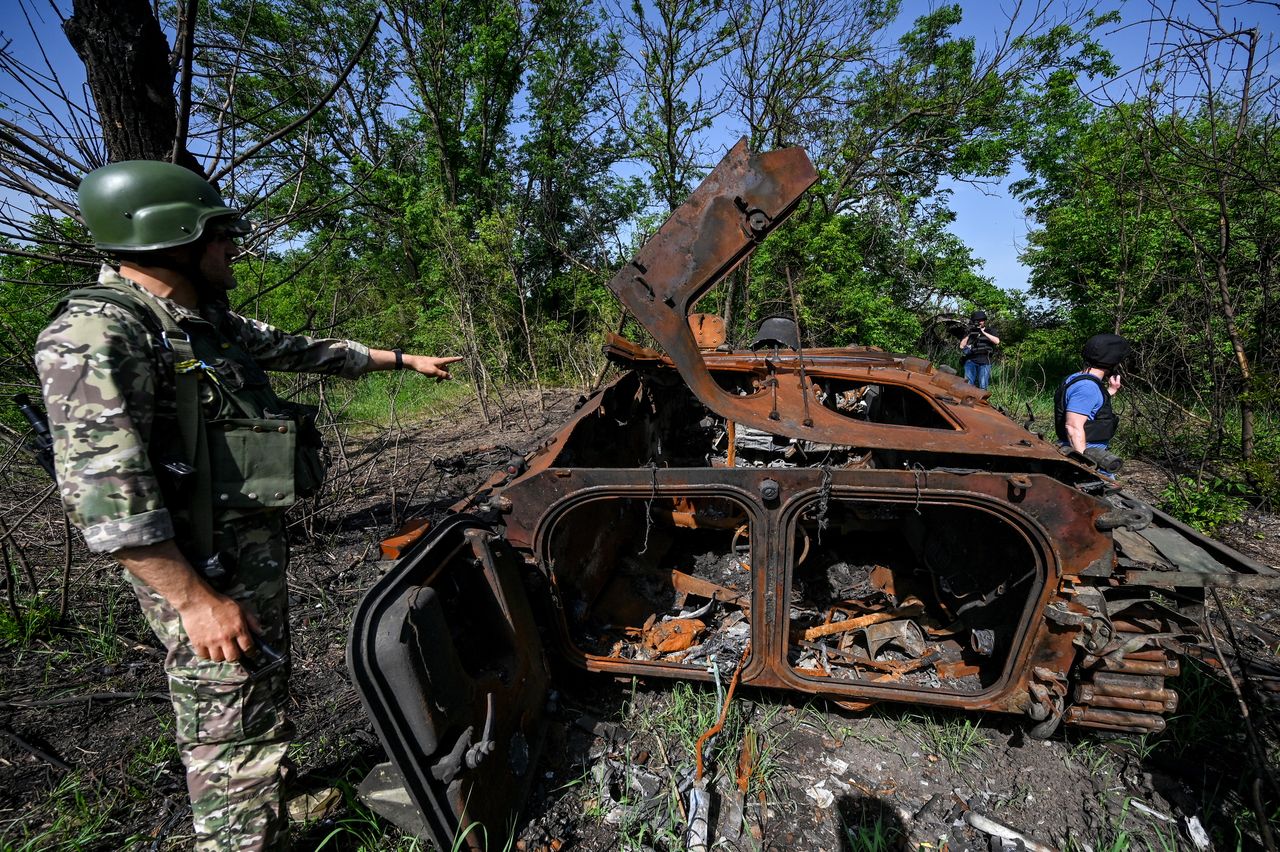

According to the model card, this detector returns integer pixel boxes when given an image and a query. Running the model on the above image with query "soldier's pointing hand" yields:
[403,354,464,379]
[368,348,464,379]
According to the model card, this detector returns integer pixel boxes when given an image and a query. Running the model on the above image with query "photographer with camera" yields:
[1054,333,1131,475]
[958,309,1000,389]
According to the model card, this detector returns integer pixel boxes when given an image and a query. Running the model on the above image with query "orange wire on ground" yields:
[694,641,751,782]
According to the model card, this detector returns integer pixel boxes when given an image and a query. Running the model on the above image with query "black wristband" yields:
[393,348,404,370]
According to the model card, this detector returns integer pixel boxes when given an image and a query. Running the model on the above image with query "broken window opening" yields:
[711,369,957,431]
[818,377,956,430]
[787,500,1041,693]
[557,374,718,469]
[704,419,873,470]
[544,495,754,669]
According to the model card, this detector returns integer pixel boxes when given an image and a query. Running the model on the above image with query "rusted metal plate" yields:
[380,518,431,561]
[1138,527,1229,574]
[1124,570,1280,589]
[689,314,727,349]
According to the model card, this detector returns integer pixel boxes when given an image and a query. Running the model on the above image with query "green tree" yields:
[608,0,733,211]
[1017,13,1279,471]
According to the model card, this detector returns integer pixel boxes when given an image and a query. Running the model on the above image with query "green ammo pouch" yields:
[205,406,329,508]
[206,418,299,509]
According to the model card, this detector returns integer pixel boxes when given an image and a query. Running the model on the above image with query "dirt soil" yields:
[0,391,1276,851]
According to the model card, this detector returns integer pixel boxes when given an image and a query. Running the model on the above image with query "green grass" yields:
[840,806,905,852]
[124,724,179,800]
[1163,658,1238,756]
[73,587,142,665]
[288,371,473,433]
[1061,798,1182,852]
[986,367,1056,431]
[1064,738,1117,777]
[910,712,991,772]
[0,595,59,649]
[635,680,748,774]
[607,681,803,844]
[0,771,132,851]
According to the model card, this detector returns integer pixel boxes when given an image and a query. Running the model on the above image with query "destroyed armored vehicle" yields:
[347,141,1280,846]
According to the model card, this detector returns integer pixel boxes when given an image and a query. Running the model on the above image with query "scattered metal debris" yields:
[963,810,1055,852]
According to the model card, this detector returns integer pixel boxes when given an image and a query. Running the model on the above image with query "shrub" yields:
[1159,476,1249,534]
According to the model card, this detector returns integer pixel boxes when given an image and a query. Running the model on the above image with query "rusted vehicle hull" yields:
[348,140,1279,847]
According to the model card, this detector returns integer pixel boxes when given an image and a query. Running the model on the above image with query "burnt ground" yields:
[0,389,1277,851]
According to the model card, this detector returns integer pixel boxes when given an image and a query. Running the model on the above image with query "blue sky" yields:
[929,0,1280,292]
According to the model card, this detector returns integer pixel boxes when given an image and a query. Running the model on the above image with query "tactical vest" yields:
[1053,373,1119,446]
[54,279,326,560]
[964,330,994,362]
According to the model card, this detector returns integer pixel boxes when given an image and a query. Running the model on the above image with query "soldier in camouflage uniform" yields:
[35,160,461,850]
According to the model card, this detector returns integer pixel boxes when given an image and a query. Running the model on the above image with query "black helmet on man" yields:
[78,160,249,252]
[970,309,987,322]
[1082,333,1130,369]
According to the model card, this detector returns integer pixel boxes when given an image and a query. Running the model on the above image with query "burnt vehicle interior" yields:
[785,500,1041,692]
[348,140,1280,849]
[547,495,754,667]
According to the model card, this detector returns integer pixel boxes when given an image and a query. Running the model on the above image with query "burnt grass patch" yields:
[1,390,1276,850]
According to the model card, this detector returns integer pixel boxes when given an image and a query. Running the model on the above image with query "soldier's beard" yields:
[196,251,238,294]
[188,256,237,313]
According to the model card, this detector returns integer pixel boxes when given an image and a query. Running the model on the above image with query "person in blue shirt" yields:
[958,310,1000,389]
[1054,333,1131,454]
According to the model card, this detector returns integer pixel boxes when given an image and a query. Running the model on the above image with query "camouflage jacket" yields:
[35,265,371,554]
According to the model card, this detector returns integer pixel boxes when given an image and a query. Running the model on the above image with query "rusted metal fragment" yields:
[868,650,943,683]
[1111,527,1168,567]
[669,570,751,612]
[801,601,923,642]
[1064,705,1166,733]
[860,619,928,658]
[690,314,727,349]
[736,729,757,794]
[380,518,431,561]
[645,618,706,655]
[937,661,983,680]
[1124,570,1280,589]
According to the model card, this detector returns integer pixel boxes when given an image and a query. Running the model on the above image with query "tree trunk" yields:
[64,0,203,174]
[1215,255,1256,462]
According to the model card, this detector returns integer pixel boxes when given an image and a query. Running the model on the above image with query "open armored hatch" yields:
[348,140,1280,848]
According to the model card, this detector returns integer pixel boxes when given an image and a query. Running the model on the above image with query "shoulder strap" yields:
[57,282,215,562]
[1063,373,1105,394]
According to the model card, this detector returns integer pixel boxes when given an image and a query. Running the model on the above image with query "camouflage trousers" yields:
[128,513,293,851]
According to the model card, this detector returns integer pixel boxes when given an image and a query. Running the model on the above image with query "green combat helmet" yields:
[78,160,249,252]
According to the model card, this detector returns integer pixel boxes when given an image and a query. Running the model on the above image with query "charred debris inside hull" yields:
[545,493,1040,693]
[552,365,1098,481]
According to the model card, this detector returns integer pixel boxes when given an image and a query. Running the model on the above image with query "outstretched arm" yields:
[364,349,464,378]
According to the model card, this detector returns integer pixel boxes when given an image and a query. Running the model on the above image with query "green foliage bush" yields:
[1159,476,1249,534]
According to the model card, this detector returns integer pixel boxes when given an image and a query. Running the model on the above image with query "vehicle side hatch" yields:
[348,514,550,849]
